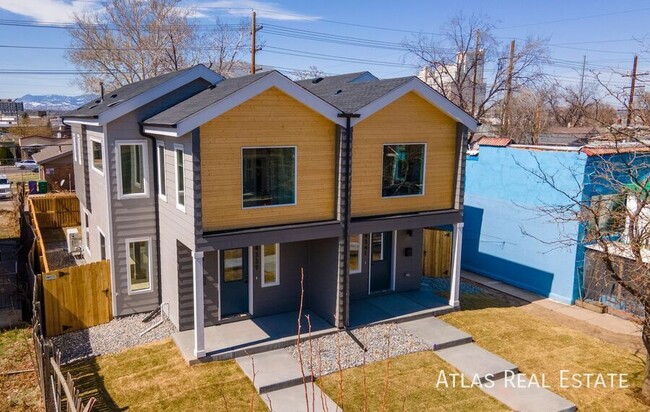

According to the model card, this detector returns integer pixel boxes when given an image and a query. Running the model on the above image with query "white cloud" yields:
[196,0,319,21]
[0,0,98,24]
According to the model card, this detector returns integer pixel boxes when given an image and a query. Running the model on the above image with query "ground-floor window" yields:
[261,244,280,287]
[127,238,151,293]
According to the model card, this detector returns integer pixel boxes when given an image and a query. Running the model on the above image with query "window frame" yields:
[174,143,186,212]
[83,209,90,255]
[89,136,104,175]
[156,141,167,202]
[116,140,149,200]
[72,133,78,163]
[125,237,153,295]
[98,227,107,261]
[241,146,298,210]
[349,234,363,274]
[380,143,427,199]
[260,243,280,287]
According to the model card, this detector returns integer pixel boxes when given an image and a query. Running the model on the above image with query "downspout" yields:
[139,124,163,308]
[337,113,360,328]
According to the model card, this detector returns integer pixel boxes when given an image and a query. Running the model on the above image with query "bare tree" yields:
[67,0,251,92]
[199,17,251,78]
[507,87,551,144]
[289,65,325,81]
[546,82,617,128]
[403,12,548,134]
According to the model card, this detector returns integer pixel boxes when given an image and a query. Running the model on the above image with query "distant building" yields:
[32,144,74,192]
[0,99,24,115]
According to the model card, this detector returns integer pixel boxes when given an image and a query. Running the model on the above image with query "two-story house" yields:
[63,65,477,360]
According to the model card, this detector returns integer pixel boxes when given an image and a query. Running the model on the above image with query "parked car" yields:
[14,159,38,171]
[0,174,12,200]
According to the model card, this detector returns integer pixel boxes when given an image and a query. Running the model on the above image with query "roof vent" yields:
[88,104,98,109]
[208,83,218,89]
[335,89,343,95]
[110,93,118,98]
[107,100,123,107]
[94,99,101,104]
[312,77,324,84]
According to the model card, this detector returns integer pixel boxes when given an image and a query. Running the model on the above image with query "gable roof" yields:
[477,136,512,147]
[142,70,346,137]
[32,143,72,164]
[298,72,478,130]
[63,65,223,126]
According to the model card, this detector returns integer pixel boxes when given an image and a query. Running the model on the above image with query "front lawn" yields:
[0,327,41,411]
[66,338,267,411]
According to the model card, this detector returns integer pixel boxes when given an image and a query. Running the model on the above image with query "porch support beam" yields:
[449,222,464,307]
[191,250,205,358]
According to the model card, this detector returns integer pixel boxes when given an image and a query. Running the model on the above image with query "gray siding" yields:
[393,229,423,292]
[177,241,193,331]
[454,123,469,210]
[83,126,110,263]
[72,125,86,211]
[203,251,219,327]
[306,237,340,326]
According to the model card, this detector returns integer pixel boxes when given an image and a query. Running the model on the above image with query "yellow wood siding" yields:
[352,92,457,217]
[200,87,337,231]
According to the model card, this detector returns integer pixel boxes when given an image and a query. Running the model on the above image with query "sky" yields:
[0,0,649,101]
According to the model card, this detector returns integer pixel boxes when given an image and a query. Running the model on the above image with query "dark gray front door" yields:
[220,248,249,317]
[370,232,392,292]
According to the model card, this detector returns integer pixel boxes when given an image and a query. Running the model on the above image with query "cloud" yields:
[0,0,98,24]
[196,0,319,21]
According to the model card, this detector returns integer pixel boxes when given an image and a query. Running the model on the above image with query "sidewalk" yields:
[461,271,641,337]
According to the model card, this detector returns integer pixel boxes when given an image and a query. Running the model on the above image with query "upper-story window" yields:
[157,142,166,201]
[90,138,103,174]
[117,141,148,199]
[382,144,426,197]
[242,147,296,208]
[174,144,185,211]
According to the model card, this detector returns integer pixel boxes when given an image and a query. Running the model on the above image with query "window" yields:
[84,210,90,252]
[382,144,426,197]
[349,234,362,273]
[242,147,296,208]
[261,244,280,287]
[223,249,244,282]
[372,233,383,261]
[157,142,166,200]
[127,239,151,293]
[174,145,185,210]
[118,141,148,198]
[72,134,78,162]
[99,230,106,260]
[91,139,103,173]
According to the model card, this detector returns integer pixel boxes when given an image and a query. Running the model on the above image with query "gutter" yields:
[337,112,360,328]
[139,124,163,307]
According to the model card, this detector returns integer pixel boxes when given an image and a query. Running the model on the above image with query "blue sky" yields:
[0,0,648,100]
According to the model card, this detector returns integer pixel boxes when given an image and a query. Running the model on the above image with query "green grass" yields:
[65,338,267,411]
[0,327,41,411]
[318,351,508,411]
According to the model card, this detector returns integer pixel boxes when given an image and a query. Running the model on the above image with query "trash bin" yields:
[28,181,37,194]
[37,180,48,194]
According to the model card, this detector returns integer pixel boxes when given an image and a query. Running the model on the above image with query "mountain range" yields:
[16,94,98,111]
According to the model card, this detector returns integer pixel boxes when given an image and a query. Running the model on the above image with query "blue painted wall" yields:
[462,146,588,304]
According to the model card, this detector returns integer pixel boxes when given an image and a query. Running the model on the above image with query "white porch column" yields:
[191,250,205,358]
[449,222,464,307]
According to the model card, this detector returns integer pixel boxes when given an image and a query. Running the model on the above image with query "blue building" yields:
[462,139,650,305]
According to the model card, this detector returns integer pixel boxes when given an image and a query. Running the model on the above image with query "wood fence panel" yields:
[42,260,112,337]
[422,228,452,277]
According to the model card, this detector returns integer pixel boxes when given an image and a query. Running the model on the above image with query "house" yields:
[63,65,477,359]
[17,135,68,160]
[31,144,74,191]
[463,139,650,307]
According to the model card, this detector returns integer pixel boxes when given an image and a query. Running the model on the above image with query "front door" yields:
[220,248,249,318]
[370,232,392,292]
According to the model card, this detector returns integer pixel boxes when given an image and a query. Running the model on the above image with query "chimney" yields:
[99,81,105,102]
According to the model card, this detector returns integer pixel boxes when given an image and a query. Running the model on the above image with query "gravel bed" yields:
[420,276,484,295]
[50,312,177,364]
[286,323,429,376]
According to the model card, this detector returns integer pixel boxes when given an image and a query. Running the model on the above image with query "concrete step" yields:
[236,349,312,394]
[399,317,473,350]
[263,384,340,412]
[435,343,519,382]
[482,373,577,412]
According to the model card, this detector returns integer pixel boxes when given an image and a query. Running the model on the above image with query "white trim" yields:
[72,133,78,163]
[144,71,346,137]
[125,237,154,295]
[260,244,280,287]
[97,226,108,261]
[349,234,363,274]
[241,146,297,209]
[83,208,91,257]
[449,223,463,307]
[191,250,205,358]
[89,136,105,176]
[174,143,186,213]
[391,230,397,291]
[380,143,427,199]
[65,119,101,127]
[116,140,150,200]
[217,251,221,321]
[248,247,254,315]
[156,141,167,202]
[351,78,479,131]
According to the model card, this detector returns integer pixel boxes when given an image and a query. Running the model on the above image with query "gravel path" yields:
[51,312,177,364]
[285,323,429,377]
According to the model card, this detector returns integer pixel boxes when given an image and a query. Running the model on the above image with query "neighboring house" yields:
[463,139,650,306]
[18,136,68,160]
[63,65,477,359]
[31,144,74,191]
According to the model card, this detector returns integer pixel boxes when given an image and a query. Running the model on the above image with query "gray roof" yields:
[65,66,199,118]
[296,72,413,113]
[143,71,273,126]
[32,143,72,164]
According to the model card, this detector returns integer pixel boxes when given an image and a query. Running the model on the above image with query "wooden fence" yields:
[41,260,112,337]
[29,194,80,229]
[422,228,452,277]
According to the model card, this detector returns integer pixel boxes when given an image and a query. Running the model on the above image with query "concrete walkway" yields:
[462,271,641,337]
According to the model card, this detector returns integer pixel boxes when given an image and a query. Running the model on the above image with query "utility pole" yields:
[502,40,516,136]
[250,11,263,74]
[534,103,541,145]
[627,55,638,126]
[471,30,480,117]
[579,55,586,103]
